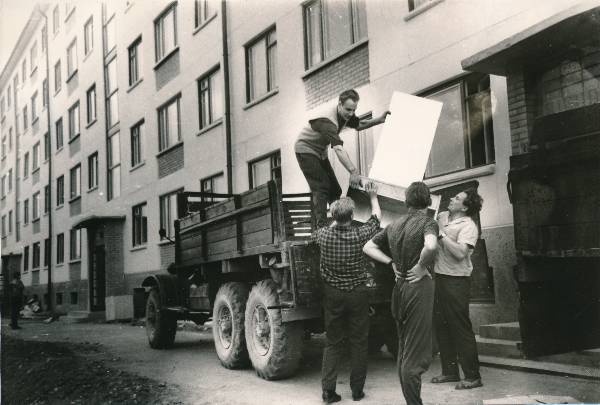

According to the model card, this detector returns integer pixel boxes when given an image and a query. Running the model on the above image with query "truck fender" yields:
[141,274,179,307]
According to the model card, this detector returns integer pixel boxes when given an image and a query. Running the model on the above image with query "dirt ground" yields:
[1,334,185,405]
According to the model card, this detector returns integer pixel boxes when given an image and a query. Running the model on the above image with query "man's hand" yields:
[349,172,362,188]
[364,182,378,198]
[406,263,431,283]
[392,262,402,280]
[379,111,391,123]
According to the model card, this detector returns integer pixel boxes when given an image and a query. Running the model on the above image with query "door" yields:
[90,245,106,311]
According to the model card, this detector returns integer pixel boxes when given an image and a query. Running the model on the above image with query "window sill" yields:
[32,268,40,272]
[32,117,39,125]
[32,217,40,223]
[66,70,78,83]
[86,118,97,129]
[30,66,38,77]
[23,222,29,227]
[65,7,76,22]
[125,1,134,13]
[153,46,179,71]
[56,263,64,268]
[69,259,82,264]
[192,13,217,35]
[157,239,174,246]
[87,186,98,193]
[127,78,143,93]
[68,133,80,144]
[243,89,279,110]
[302,38,369,79]
[130,244,147,252]
[69,195,81,204]
[54,88,61,97]
[130,161,146,172]
[156,141,183,158]
[404,0,445,21]
[56,146,64,155]
[425,164,495,189]
[197,120,222,136]
[56,203,64,210]
[32,167,40,175]
[83,50,93,64]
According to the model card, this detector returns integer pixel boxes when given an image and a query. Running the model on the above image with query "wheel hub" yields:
[252,305,271,356]
[217,306,233,349]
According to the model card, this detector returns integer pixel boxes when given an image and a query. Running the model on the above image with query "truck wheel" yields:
[213,282,250,369]
[368,305,398,359]
[245,280,303,380]
[146,289,177,349]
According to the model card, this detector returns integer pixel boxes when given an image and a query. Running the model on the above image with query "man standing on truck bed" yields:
[295,89,390,226]
[312,182,382,403]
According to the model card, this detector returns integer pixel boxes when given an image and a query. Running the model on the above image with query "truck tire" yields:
[368,305,398,359]
[146,289,177,349]
[245,280,303,380]
[213,282,250,369]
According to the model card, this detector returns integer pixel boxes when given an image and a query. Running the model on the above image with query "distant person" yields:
[363,182,438,405]
[312,183,382,403]
[430,189,484,390]
[295,89,390,226]
[10,272,24,330]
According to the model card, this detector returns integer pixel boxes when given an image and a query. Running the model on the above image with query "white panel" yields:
[369,92,442,188]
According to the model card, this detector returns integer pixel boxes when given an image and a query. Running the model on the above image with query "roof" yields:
[72,215,126,229]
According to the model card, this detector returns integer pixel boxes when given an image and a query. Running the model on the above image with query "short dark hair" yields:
[405,182,432,209]
[463,188,483,217]
[339,89,360,104]
[330,197,355,223]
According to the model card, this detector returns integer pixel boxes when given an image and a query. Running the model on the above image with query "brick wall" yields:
[69,261,81,281]
[507,69,537,155]
[303,43,370,109]
[158,143,184,178]
[104,222,126,296]
[159,242,175,272]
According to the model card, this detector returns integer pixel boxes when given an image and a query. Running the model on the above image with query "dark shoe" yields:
[322,390,341,403]
[352,390,365,401]
[455,378,483,390]
[431,374,460,383]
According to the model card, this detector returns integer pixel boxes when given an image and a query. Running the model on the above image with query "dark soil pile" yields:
[1,335,186,404]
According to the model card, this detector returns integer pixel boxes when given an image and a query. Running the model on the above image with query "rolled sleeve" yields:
[310,118,343,147]
[357,215,381,243]
[457,221,478,248]
[371,227,388,248]
[424,219,439,238]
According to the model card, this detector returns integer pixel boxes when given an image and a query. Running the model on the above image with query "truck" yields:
[140,178,439,380]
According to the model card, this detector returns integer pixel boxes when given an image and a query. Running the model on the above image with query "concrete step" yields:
[62,311,105,323]
[478,322,521,341]
[537,348,600,369]
[480,354,600,381]
[476,335,523,359]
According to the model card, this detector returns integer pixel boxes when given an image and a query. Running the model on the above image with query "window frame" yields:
[32,142,40,171]
[245,26,278,103]
[66,38,78,79]
[68,101,80,140]
[154,3,178,63]
[70,163,81,200]
[84,16,94,56]
[197,67,223,130]
[200,172,225,202]
[54,60,62,93]
[159,188,183,240]
[128,36,142,86]
[70,228,81,261]
[55,117,64,150]
[53,5,60,34]
[56,175,65,206]
[132,202,148,247]
[130,119,144,167]
[24,245,30,272]
[248,150,282,188]
[157,94,181,151]
[56,233,64,264]
[88,152,98,190]
[32,191,40,221]
[194,0,217,29]
[33,242,41,269]
[86,84,97,124]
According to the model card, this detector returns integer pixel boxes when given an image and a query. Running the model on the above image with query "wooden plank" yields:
[205,199,237,219]
[207,228,274,256]
[240,183,270,206]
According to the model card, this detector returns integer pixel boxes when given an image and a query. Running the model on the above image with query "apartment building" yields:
[0,0,587,326]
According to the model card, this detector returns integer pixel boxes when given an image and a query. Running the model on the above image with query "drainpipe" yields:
[41,9,53,312]
[221,0,233,194]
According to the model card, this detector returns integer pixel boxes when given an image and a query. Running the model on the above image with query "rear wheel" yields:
[146,289,177,349]
[368,305,398,359]
[213,282,250,369]
[245,280,303,380]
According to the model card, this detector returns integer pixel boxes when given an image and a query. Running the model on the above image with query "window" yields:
[41,25,48,52]
[103,15,116,55]
[24,152,29,178]
[423,74,495,178]
[68,101,80,139]
[65,2,75,18]
[32,142,40,171]
[249,151,281,188]
[70,292,78,305]
[44,238,50,267]
[106,58,119,127]
[159,189,182,240]
[56,117,64,149]
[88,152,98,189]
[194,0,216,28]
[24,199,29,224]
[23,106,28,130]
[86,85,96,124]
[70,164,81,200]
[54,60,62,93]
[44,185,50,213]
[70,228,81,260]
[84,17,94,55]
[1,137,5,159]
[8,128,13,151]
[33,242,41,269]
[197,69,223,129]
[67,39,78,78]
[1,216,5,237]
[30,42,38,73]
[200,173,225,202]
[130,120,144,166]
[24,246,29,271]
[408,0,436,11]
[158,95,180,151]
[33,191,40,220]
[44,132,51,160]
[42,79,48,108]
[0,176,4,198]
[56,233,64,264]
[246,28,277,102]
[53,6,60,33]
[132,202,147,246]
[0,97,4,118]
[22,59,27,83]
[56,175,64,206]
[128,37,141,86]
[8,169,12,192]
[108,132,121,200]
[7,85,11,107]
[8,210,12,234]
[303,0,367,69]
[154,3,177,62]
[31,92,38,122]
[56,292,63,305]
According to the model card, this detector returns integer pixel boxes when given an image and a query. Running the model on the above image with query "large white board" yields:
[369,92,443,187]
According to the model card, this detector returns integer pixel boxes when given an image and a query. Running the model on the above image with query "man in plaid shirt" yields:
[312,182,381,403]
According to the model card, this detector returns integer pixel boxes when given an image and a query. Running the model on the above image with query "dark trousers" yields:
[321,282,369,393]
[296,153,342,226]
[10,297,21,328]
[393,277,434,405]
[433,274,480,380]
